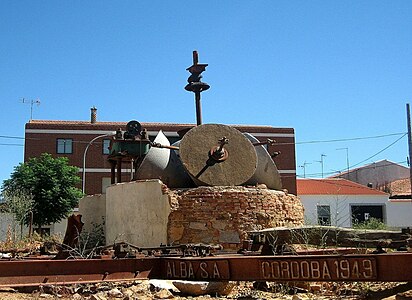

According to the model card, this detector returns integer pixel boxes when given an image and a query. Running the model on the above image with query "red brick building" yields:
[24,111,297,195]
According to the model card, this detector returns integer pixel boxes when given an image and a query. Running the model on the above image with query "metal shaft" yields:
[407,103,412,195]
[185,51,209,126]
[195,92,202,125]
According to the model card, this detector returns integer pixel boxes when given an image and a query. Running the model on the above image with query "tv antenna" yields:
[298,161,312,178]
[315,154,327,178]
[21,98,41,120]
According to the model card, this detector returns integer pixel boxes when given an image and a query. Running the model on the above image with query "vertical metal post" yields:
[110,161,116,184]
[22,98,41,121]
[337,147,350,179]
[117,159,122,184]
[193,51,202,125]
[345,148,350,175]
[82,133,114,194]
[195,92,202,125]
[192,50,198,65]
[316,154,326,178]
[185,51,209,126]
[130,159,134,180]
[299,161,311,178]
[406,103,412,196]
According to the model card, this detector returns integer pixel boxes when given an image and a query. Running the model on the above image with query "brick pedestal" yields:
[166,186,304,250]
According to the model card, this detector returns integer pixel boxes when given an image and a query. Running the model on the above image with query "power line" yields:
[296,136,408,179]
[296,134,407,178]
[0,135,107,144]
[295,132,407,145]
[0,135,25,140]
[0,143,24,146]
[347,133,407,169]
[293,160,409,179]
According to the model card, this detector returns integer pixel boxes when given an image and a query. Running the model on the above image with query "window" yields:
[317,205,331,226]
[56,139,73,154]
[102,139,111,155]
[351,205,384,225]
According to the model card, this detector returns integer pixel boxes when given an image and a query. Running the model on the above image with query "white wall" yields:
[105,179,171,247]
[299,194,389,227]
[79,194,106,235]
[0,212,67,241]
[386,200,412,228]
[0,212,22,240]
[51,218,67,237]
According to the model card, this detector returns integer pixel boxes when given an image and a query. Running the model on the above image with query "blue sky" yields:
[1,1,411,184]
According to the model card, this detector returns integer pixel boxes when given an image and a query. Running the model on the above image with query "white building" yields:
[297,178,412,228]
[297,178,389,228]
[386,198,412,228]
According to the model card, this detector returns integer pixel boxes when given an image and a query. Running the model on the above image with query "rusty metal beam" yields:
[0,258,159,287]
[160,253,412,282]
[0,253,412,287]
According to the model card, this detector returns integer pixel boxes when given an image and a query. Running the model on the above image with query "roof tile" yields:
[297,178,387,195]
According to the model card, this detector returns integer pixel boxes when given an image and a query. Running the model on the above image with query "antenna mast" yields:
[22,98,41,121]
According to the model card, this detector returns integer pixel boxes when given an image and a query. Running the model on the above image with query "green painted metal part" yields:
[110,140,150,156]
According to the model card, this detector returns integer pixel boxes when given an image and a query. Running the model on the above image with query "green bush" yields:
[353,217,387,230]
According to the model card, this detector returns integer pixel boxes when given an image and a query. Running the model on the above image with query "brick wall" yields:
[166,186,304,250]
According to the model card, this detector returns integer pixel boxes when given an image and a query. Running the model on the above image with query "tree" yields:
[2,153,83,230]
[2,190,34,239]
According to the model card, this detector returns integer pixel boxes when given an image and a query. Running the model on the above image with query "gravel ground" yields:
[0,280,411,300]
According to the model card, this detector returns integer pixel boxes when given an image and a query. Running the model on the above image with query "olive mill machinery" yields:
[107,51,283,190]
[1,51,410,289]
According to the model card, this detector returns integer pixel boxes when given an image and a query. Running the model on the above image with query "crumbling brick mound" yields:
[167,186,304,250]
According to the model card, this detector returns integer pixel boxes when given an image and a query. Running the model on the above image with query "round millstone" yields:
[179,124,257,186]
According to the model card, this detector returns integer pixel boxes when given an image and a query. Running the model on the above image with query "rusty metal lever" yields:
[253,138,276,147]
[150,142,180,151]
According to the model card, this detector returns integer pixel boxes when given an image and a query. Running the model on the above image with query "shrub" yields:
[353,217,387,230]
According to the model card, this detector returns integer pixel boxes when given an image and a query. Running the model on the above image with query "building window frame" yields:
[56,138,73,154]
[317,205,331,226]
[102,139,111,155]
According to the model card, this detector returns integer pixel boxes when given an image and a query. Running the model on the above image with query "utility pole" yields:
[406,103,412,196]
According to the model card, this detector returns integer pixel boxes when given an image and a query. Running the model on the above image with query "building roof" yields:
[297,178,388,195]
[388,178,410,196]
[26,120,295,133]
[26,120,196,131]
[328,159,409,178]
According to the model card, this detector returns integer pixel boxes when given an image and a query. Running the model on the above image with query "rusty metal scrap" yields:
[248,226,412,252]
[112,242,223,258]
[161,253,412,282]
[54,214,84,259]
[1,252,412,287]
[0,258,159,287]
